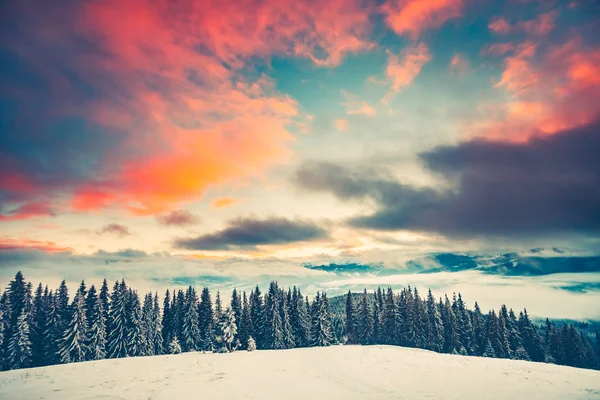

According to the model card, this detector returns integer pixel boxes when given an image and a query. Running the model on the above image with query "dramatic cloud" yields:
[156,210,200,227]
[174,217,329,250]
[295,119,600,236]
[382,0,464,39]
[0,0,376,217]
[97,223,131,237]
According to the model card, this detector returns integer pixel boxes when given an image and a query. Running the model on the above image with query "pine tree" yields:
[7,309,32,370]
[238,292,252,350]
[0,292,6,368]
[56,280,70,334]
[181,287,201,352]
[382,288,399,345]
[290,287,310,348]
[162,289,173,351]
[126,290,146,357]
[264,282,285,349]
[372,289,382,344]
[231,288,242,344]
[345,291,358,344]
[441,295,459,353]
[107,280,128,358]
[356,289,373,345]
[30,283,47,367]
[249,286,264,349]
[310,292,334,347]
[471,302,486,356]
[216,307,237,352]
[58,291,88,363]
[99,279,110,337]
[281,294,295,349]
[169,336,182,354]
[426,289,444,352]
[198,287,214,351]
[247,336,256,352]
[5,272,33,369]
[518,309,544,362]
[88,299,107,361]
[141,292,155,356]
[152,293,163,355]
[482,339,496,358]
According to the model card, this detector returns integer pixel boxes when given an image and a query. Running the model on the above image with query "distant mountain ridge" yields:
[305,248,600,276]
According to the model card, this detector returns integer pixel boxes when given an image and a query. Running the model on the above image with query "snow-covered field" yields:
[1,346,599,400]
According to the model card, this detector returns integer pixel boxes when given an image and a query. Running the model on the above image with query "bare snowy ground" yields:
[1,346,599,400]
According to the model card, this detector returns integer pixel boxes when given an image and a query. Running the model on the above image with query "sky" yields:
[1,0,600,318]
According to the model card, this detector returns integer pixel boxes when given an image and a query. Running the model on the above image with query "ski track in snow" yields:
[0,345,599,400]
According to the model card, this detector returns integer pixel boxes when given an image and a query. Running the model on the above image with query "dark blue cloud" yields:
[295,118,600,236]
[174,217,329,250]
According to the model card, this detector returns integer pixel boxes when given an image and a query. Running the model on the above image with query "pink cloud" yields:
[488,11,557,37]
[0,239,74,253]
[383,43,432,101]
[382,0,464,39]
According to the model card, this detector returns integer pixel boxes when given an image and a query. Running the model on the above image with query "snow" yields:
[1,346,599,400]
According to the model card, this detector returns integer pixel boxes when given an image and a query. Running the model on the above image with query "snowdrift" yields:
[1,345,599,399]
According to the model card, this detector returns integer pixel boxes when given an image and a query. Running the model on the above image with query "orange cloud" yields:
[0,238,74,253]
[488,17,511,35]
[384,42,431,101]
[382,0,463,39]
[211,197,246,209]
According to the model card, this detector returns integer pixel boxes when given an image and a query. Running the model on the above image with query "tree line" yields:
[0,271,598,371]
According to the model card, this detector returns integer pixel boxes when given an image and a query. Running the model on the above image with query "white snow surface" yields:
[1,345,599,400]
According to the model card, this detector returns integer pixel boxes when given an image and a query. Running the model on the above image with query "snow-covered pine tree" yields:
[247,336,256,351]
[345,291,357,344]
[216,307,237,352]
[152,293,163,355]
[99,279,110,337]
[237,292,252,350]
[310,292,335,347]
[383,288,398,345]
[56,280,70,334]
[126,290,146,357]
[290,287,310,348]
[412,288,428,349]
[482,339,496,358]
[169,335,182,354]
[30,283,47,367]
[182,287,201,352]
[356,289,373,345]
[58,291,88,363]
[249,286,264,349]
[107,280,128,358]
[441,295,459,353]
[7,309,32,370]
[281,293,295,349]
[198,287,214,352]
[471,302,486,356]
[264,282,285,350]
[88,298,107,361]
[162,289,173,350]
[141,292,155,356]
[174,290,185,340]
[230,288,242,344]
[518,309,545,362]
[214,291,223,323]
[372,289,382,344]
[426,289,444,352]
[0,292,6,368]
[496,310,511,358]
[4,272,32,370]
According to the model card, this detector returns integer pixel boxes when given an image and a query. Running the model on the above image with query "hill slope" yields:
[1,346,599,399]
